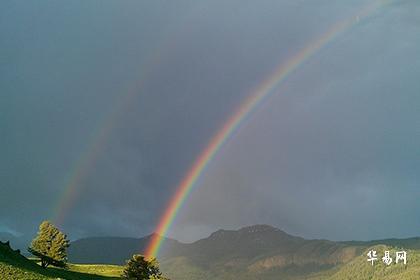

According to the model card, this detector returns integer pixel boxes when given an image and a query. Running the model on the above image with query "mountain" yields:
[68,225,420,280]
[160,225,363,280]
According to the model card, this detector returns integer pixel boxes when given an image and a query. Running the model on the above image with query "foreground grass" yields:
[0,241,123,280]
[66,264,123,278]
[45,264,122,280]
[0,261,123,280]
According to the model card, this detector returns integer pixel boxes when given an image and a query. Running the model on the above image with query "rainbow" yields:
[52,94,133,225]
[145,0,389,258]
[51,3,207,225]
[53,43,169,226]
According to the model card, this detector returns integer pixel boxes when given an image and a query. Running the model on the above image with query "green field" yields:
[0,241,123,280]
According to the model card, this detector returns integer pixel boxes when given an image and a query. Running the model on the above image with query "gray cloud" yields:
[0,0,418,245]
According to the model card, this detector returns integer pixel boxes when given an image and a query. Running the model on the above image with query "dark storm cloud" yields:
[0,0,203,239]
[174,0,420,242]
[0,0,418,246]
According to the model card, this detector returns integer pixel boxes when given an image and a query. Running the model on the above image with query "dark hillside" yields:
[68,234,181,265]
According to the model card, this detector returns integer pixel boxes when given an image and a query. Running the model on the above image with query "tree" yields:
[28,221,70,268]
[123,254,169,280]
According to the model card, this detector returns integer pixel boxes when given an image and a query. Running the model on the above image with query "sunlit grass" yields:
[66,263,123,277]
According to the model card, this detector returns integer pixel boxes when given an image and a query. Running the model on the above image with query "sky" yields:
[0,0,419,246]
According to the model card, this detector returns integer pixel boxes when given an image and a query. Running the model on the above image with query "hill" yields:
[68,233,181,265]
[342,237,420,250]
[64,225,400,279]
[0,232,29,253]
[312,245,420,280]
[160,225,363,280]
[68,225,420,280]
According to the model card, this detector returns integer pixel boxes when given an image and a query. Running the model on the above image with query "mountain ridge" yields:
[69,225,420,280]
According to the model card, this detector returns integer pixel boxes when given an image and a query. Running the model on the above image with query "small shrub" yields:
[123,254,168,280]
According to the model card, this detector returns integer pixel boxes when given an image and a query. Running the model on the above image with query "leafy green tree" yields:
[28,221,70,268]
[123,254,169,280]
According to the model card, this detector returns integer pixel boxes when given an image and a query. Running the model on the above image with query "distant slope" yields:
[0,232,29,253]
[68,233,181,265]
[342,237,420,250]
[318,245,420,280]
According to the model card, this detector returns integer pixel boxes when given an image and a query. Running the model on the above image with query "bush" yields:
[123,254,168,280]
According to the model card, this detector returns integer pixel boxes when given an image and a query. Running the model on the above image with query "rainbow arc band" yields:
[51,3,207,226]
[144,0,389,258]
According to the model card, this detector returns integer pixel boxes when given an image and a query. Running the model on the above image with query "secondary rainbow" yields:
[52,49,166,226]
[145,0,389,258]
[51,3,207,225]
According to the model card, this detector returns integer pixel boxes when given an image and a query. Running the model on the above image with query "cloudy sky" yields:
[1,0,419,245]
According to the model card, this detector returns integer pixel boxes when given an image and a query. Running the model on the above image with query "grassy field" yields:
[66,264,123,277]
[0,241,123,280]
[0,262,123,280]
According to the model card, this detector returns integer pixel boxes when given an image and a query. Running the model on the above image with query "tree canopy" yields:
[28,221,70,268]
